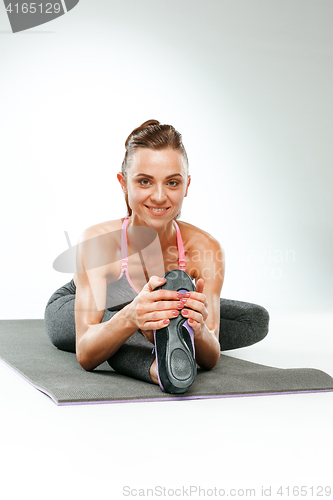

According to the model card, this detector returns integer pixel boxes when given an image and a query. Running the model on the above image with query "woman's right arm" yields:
[75,297,139,372]
[74,239,138,370]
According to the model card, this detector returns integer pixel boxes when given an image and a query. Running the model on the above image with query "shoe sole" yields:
[154,270,197,394]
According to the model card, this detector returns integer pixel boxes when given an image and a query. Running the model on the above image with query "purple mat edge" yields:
[2,356,333,407]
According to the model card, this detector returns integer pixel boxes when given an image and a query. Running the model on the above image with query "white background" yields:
[1,0,332,318]
[0,1,332,499]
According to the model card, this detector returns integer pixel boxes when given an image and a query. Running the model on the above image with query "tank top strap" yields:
[173,220,186,271]
[120,216,130,269]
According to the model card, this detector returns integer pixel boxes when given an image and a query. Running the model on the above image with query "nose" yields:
[150,183,167,204]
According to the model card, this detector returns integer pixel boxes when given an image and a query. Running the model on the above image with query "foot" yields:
[149,358,159,385]
[154,269,197,394]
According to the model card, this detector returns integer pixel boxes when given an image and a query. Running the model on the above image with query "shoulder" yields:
[78,218,124,244]
[76,219,124,274]
[177,220,225,283]
[177,220,224,257]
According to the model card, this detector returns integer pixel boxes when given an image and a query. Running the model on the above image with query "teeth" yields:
[149,207,168,212]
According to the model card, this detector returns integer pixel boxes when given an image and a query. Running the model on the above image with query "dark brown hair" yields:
[121,120,189,216]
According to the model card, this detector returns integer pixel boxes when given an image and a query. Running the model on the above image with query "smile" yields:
[145,205,170,215]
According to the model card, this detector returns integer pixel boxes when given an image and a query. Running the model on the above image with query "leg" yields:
[44,280,156,383]
[104,310,156,384]
[219,298,269,351]
[44,280,77,353]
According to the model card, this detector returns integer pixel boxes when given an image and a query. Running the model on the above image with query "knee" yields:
[44,304,61,348]
[44,300,76,353]
[247,303,270,343]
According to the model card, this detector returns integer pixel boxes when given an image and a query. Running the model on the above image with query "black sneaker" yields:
[153,269,197,394]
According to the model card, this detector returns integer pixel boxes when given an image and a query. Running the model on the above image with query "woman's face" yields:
[118,147,190,227]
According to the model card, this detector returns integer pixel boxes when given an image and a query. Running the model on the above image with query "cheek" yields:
[167,192,184,209]
[127,187,145,205]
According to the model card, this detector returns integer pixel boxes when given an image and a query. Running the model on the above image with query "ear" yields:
[117,172,127,193]
[184,175,191,197]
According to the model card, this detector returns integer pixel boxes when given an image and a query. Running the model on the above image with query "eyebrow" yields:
[134,173,183,179]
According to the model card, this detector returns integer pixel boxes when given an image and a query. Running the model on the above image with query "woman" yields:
[45,120,269,392]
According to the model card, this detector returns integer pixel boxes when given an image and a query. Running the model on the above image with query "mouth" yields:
[145,205,170,215]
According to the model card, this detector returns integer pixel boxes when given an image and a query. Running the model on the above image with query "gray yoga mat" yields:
[0,320,332,405]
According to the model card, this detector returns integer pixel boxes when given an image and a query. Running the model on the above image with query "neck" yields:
[128,214,177,251]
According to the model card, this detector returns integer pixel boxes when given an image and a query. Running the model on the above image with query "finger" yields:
[187,317,202,332]
[181,300,208,321]
[143,308,181,324]
[153,299,187,312]
[142,318,173,331]
[142,276,185,299]
[181,308,205,324]
[181,302,208,322]
[149,289,184,302]
[142,275,166,292]
[182,291,207,308]
[187,317,198,329]
[181,295,208,313]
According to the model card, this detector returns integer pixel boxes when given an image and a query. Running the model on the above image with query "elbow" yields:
[76,352,92,372]
[76,340,95,371]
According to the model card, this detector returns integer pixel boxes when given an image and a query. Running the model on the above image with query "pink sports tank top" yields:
[105,217,186,311]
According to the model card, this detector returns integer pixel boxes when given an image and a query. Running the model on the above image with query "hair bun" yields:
[125,119,160,147]
[138,119,160,129]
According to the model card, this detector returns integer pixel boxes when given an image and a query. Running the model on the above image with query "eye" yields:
[168,180,180,187]
[138,178,151,186]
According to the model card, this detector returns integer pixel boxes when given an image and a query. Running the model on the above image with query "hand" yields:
[179,278,208,339]
[129,275,186,344]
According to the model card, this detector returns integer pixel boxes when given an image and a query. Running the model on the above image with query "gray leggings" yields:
[44,279,269,383]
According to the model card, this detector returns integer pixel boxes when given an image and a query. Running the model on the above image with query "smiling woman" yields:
[118,148,189,225]
[118,119,190,222]
[44,120,270,394]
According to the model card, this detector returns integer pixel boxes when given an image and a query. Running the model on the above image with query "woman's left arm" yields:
[181,237,224,370]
